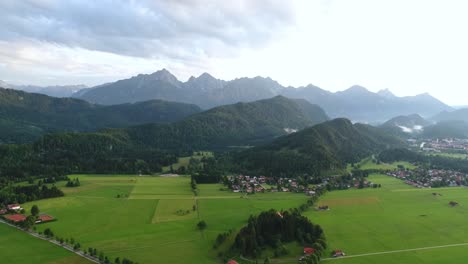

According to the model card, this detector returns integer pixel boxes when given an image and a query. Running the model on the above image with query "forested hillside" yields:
[0,87,201,143]
[0,96,328,179]
[234,118,403,176]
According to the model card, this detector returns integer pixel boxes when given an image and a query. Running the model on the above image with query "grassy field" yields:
[20,175,308,264]
[0,224,93,264]
[426,152,468,160]
[162,151,214,172]
[348,157,417,171]
[305,174,468,264]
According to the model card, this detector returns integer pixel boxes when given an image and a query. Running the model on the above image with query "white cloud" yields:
[0,0,467,105]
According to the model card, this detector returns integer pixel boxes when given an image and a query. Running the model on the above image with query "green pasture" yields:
[20,174,308,264]
[305,174,468,264]
[348,157,417,171]
[0,224,92,264]
[162,151,214,172]
[426,152,468,160]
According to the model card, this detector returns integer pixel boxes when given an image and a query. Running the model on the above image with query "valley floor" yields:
[305,174,468,264]
[5,173,468,264]
[16,175,308,264]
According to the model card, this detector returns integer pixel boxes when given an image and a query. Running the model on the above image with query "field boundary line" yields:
[322,242,468,261]
[0,219,98,263]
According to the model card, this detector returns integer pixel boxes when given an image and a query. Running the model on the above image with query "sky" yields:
[0,0,467,105]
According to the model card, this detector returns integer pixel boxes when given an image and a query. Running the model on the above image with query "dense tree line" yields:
[0,184,64,204]
[233,209,326,258]
[0,133,182,182]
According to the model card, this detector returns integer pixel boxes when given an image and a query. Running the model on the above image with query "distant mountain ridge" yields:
[0,87,201,143]
[75,69,452,123]
[0,80,87,98]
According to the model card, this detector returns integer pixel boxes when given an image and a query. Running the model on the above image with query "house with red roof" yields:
[227,260,239,264]
[4,214,26,223]
[304,247,315,255]
[35,214,55,224]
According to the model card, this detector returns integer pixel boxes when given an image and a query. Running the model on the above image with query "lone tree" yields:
[31,205,39,217]
[197,220,207,230]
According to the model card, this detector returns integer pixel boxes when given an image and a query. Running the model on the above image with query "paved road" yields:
[322,242,468,261]
[241,242,468,263]
[0,219,99,263]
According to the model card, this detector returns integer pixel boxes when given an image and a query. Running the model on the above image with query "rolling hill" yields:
[0,87,201,143]
[234,118,404,176]
[380,114,431,137]
[0,96,329,177]
[122,95,329,150]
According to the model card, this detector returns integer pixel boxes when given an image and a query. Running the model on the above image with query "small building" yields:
[227,260,239,264]
[7,204,21,211]
[332,249,345,257]
[35,214,55,224]
[4,214,27,223]
[304,247,315,255]
[0,209,7,215]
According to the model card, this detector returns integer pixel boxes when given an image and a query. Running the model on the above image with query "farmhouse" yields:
[332,249,345,257]
[4,214,27,223]
[304,247,315,255]
[7,203,22,211]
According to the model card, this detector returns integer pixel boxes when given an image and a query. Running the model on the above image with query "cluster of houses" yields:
[386,168,468,188]
[419,138,468,152]
[299,247,345,261]
[0,203,55,224]
[226,175,316,196]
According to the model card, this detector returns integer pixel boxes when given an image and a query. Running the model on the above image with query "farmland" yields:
[348,157,417,171]
[6,172,468,264]
[19,175,308,264]
[305,174,468,264]
[0,223,93,264]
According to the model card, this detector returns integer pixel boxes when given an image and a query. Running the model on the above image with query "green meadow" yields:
[20,175,308,264]
[348,157,417,171]
[0,223,92,264]
[162,151,214,172]
[8,172,468,264]
[305,174,468,264]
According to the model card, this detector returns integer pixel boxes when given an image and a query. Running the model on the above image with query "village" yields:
[386,168,468,188]
[225,175,321,196]
[224,174,379,196]
[416,138,468,152]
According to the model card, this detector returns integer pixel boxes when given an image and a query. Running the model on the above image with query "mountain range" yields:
[72,69,452,123]
[0,87,201,143]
